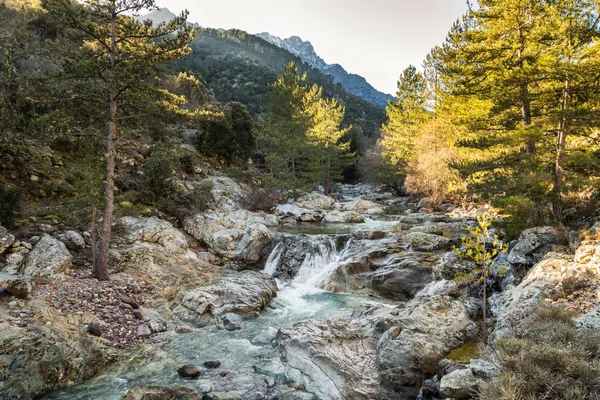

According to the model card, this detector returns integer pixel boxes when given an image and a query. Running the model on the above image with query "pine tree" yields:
[47,0,195,280]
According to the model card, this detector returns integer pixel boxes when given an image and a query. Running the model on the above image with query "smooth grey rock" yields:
[55,230,85,251]
[404,232,451,251]
[217,313,243,331]
[22,235,72,281]
[323,210,364,223]
[295,192,335,210]
[0,272,31,298]
[469,359,501,379]
[439,368,480,399]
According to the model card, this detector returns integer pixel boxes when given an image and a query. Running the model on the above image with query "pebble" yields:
[87,323,102,337]
[204,360,221,369]
[177,364,201,378]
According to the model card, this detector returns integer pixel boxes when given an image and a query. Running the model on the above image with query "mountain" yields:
[139,10,386,136]
[257,33,395,108]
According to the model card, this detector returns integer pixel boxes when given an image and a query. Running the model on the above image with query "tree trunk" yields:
[552,75,571,221]
[94,6,117,281]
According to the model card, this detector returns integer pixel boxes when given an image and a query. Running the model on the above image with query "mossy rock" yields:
[445,341,480,364]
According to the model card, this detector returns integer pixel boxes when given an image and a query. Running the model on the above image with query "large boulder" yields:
[404,232,451,252]
[174,271,277,326]
[275,315,384,400]
[120,216,191,257]
[295,192,335,210]
[0,272,31,298]
[323,210,365,224]
[206,176,246,213]
[326,250,436,301]
[507,226,563,266]
[336,200,385,215]
[376,296,478,397]
[439,368,479,399]
[55,230,85,251]
[0,226,15,255]
[0,324,118,399]
[22,235,72,281]
[183,210,274,264]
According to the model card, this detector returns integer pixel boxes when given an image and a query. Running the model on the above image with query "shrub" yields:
[358,141,406,196]
[240,185,282,213]
[480,304,600,400]
[163,180,215,220]
[143,147,180,201]
[0,184,22,227]
[494,195,549,240]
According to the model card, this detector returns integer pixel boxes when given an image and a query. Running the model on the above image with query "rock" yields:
[337,199,385,214]
[184,211,274,263]
[87,323,102,337]
[133,310,143,320]
[323,210,365,223]
[417,197,435,210]
[174,271,277,325]
[119,295,140,309]
[399,213,446,225]
[22,234,72,281]
[0,324,118,399]
[490,251,590,340]
[469,359,501,379]
[404,232,451,251]
[0,272,31,298]
[0,225,15,255]
[177,364,202,378]
[141,308,168,333]
[574,240,600,267]
[376,296,478,397]
[204,360,221,369]
[576,304,600,329]
[175,326,193,333]
[295,192,335,210]
[507,226,563,266]
[120,216,191,258]
[123,386,200,400]
[2,252,25,275]
[202,393,242,400]
[276,204,325,223]
[205,176,246,213]
[217,313,243,331]
[137,324,152,337]
[55,230,85,251]
[439,368,479,399]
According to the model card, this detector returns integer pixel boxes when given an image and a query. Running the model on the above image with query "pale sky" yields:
[156,0,468,95]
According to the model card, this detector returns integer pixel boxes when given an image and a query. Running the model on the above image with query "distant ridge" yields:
[257,33,395,108]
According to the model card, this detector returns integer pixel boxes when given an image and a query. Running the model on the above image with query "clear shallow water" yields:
[44,235,393,400]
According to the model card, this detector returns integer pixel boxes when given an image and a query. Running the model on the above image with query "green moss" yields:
[445,342,480,364]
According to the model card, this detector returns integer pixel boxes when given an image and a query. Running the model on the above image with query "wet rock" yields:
[87,323,102,337]
[217,313,243,331]
[174,271,277,325]
[404,232,451,251]
[0,225,15,255]
[295,192,335,210]
[123,386,200,400]
[0,324,118,399]
[55,230,85,251]
[0,273,31,298]
[507,226,563,266]
[439,368,479,399]
[22,234,72,281]
[204,360,221,369]
[323,210,364,223]
[177,364,202,378]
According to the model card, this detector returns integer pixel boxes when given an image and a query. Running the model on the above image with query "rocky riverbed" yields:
[1,180,599,400]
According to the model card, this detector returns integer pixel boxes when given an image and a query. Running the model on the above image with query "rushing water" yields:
[44,230,391,399]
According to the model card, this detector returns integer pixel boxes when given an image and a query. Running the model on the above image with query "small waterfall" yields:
[263,235,355,289]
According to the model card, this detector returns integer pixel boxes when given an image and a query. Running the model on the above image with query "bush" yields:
[0,184,22,227]
[143,147,180,201]
[480,304,600,400]
[240,184,282,212]
[358,141,406,196]
[162,180,215,220]
[494,195,549,240]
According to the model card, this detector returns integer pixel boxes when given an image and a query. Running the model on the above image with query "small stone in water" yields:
[203,360,221,369]
[264,378,276,388]
[177,364,201,378]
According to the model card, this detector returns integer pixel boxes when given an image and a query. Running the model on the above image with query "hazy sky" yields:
[156,0,468,95]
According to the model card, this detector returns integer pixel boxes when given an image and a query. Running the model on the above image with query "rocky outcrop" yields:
[0,324,118,399]
[0,226,15,255]
[276,204,325,223]
[184,210,274,264]
[22,234,72,281]
[507,226,563,266]
[490,243,599,340]
[120,216,191,258]
[174,271,277,326]
[376,296,478,397]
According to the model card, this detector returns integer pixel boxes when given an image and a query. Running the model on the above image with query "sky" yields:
[155,0,469,95]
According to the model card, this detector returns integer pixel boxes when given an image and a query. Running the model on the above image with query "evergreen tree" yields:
[47,0,195,280]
